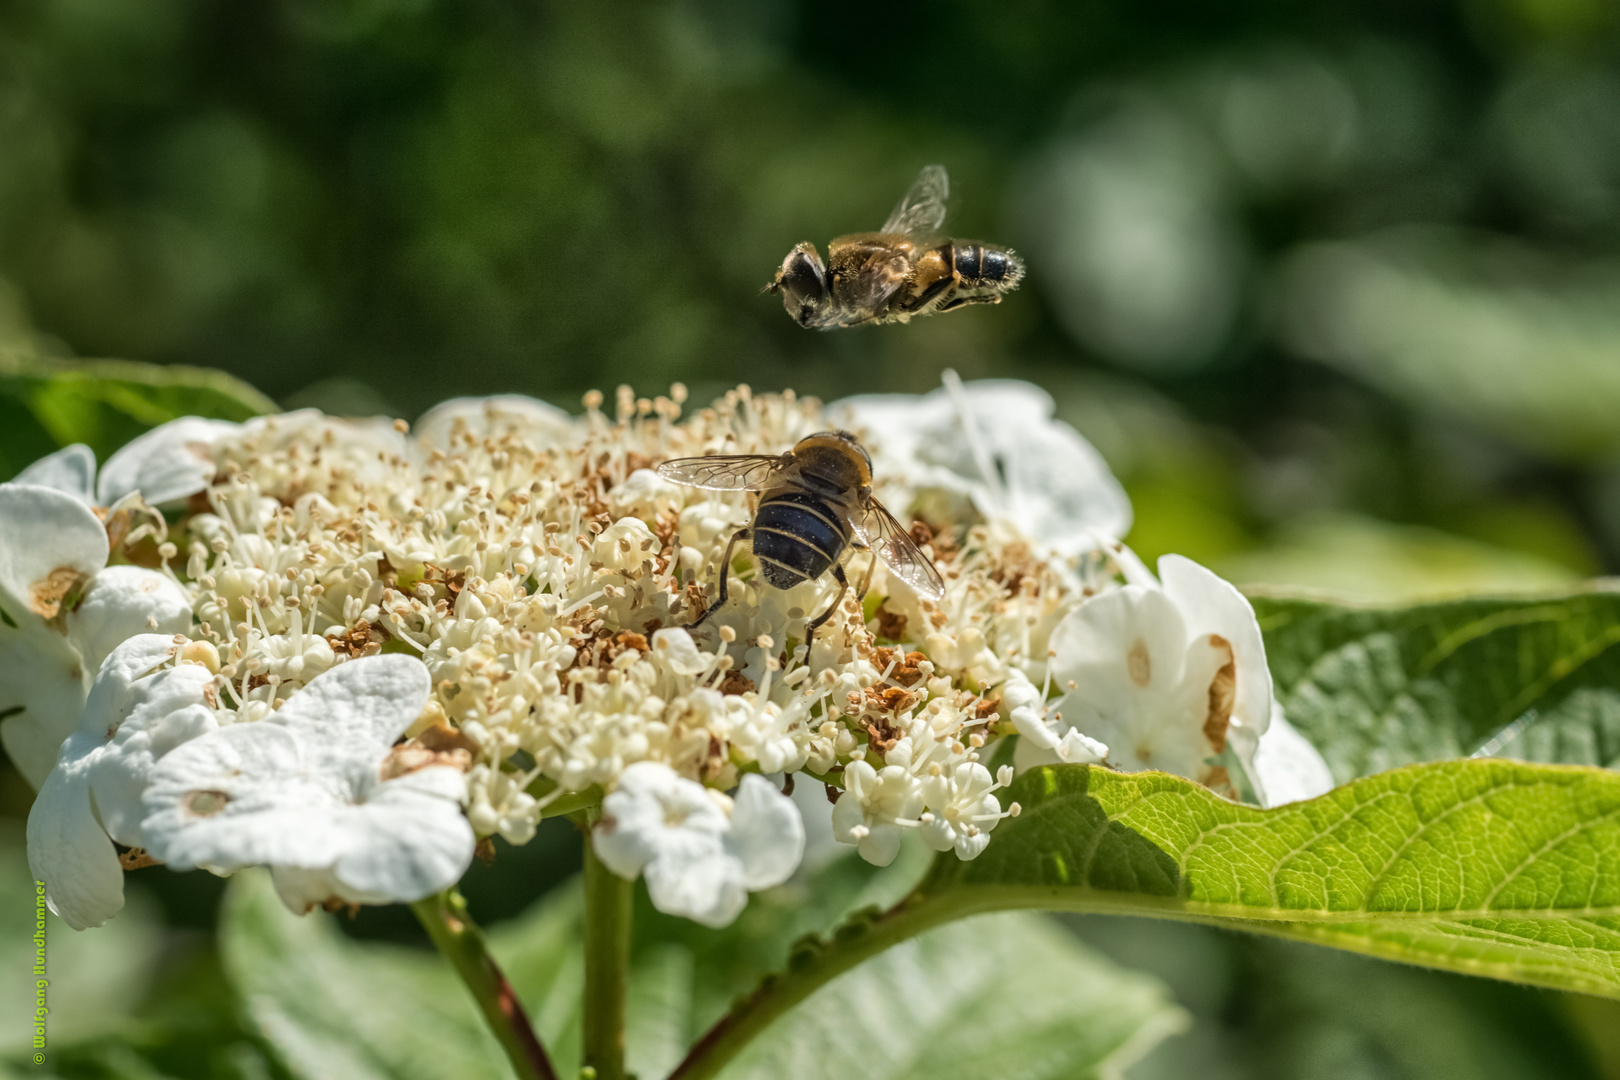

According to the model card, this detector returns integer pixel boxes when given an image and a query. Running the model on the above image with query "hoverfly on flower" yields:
[656,429,945,639]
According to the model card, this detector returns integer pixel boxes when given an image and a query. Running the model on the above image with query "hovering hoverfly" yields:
[657,431,946,640]
[767,165,1025,330]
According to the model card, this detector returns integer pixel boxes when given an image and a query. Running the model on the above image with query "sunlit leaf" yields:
[1253,584,1620,781]
[924,761,1620,997]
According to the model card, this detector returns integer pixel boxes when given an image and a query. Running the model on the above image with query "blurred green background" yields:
[6,0,1620,1076]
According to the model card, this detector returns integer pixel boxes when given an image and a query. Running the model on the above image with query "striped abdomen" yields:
[751,489,851,589]
[947,241,1023,291]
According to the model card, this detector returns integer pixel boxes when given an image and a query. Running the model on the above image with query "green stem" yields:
[665,890,962,1080]
[412,889,558,1080]
[583,832,634,1080]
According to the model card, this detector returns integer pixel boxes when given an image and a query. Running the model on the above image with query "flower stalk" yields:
[411,888,558,1080]
[583,828,634,1080]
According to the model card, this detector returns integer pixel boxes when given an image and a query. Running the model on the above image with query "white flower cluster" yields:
[7,377,1332,932]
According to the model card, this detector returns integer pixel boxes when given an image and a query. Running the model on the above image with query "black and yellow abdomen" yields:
[751,489,851,590]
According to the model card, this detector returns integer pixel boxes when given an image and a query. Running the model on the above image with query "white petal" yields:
[86,663,218,847]
[594,761,728,881]
[1049,586,1190,715]
[16,444,97,504]
[26,740,124,930]
[829,790,867,845]
[856,824,903,868]
[0,623,88,787]
[271,866,355,913]
[140,721,349,871]
[953,827,993,861]
[96,417,236,506]
[831,377,1133,552]
[0,484,109,622]
[67,566,194,675]
[918,816,958,853]
[414,395,574,451]
[651,627,711,676]
[644,849,748,929]
[1055,729,1108,764]
[327,768,475,903]
[271,653,431,747]
[1159,553,1274,764]
[726,773,804,890]
[1251,708,1336,808]
[1010,704,1059,749]
[76,633,187,749]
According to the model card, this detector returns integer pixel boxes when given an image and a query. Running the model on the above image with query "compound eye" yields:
[778,249,827,306]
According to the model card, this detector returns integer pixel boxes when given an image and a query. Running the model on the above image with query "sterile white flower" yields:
[0,485,192,786]
[140,654,476,914]
[1020,551,1271,792]
[829,370,1132,557]
[593,762,804,928]
[27,634,218,930]
[17,416,238,507]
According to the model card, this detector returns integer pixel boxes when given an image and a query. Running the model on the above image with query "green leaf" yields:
[1253,585,1620,782]
[715,912,1185,1080]
[921,760,1620,997]
[218,871,511,1080]
[0,355,275,480]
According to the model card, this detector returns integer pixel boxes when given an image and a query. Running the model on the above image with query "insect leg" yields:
[692,527,751,628]
[935,293,1001,312]
[901,271,957,314]
[805,562,850,644]
[856,547,878,600]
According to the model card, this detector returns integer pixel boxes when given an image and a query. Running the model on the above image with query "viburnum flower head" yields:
[14,378,1319,934]
[593,762,804,928]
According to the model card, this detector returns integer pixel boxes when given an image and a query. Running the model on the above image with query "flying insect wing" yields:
[655,454,786,491]
[880,164,950,238]
[855,498,946,600]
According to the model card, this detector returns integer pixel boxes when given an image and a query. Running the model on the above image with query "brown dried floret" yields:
[328,619,388,658]
[718,669,756,696]
[380,721,479,779]
[873,603,908,643]
[869,647,929,687]
[862,715,903,755]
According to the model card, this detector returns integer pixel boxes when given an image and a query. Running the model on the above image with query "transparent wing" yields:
[880,164,950,237]
[655,454,785,491]
[855,498,946,600]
